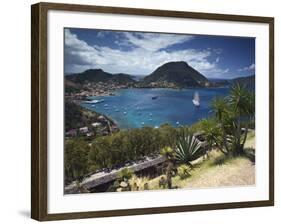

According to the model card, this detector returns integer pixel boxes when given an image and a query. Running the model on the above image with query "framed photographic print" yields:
[31,2,274,221]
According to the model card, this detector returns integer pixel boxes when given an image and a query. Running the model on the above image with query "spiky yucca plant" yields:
[174,131,202,167]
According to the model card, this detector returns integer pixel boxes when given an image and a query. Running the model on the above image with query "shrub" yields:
[65,124,189,184]
[64,139,90,184]
[88,125,179,174]
[129,175,150,191]
[117,168,134,181]
[177,164,191,179]
[160,146,174,159]
[158,176,167,188]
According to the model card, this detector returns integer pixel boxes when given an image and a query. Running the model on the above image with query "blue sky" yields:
[64,28,255,79]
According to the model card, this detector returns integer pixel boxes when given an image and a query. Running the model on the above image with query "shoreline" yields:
[69,85,231,99]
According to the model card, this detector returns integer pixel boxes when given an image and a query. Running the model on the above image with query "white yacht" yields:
[192,91,200,107]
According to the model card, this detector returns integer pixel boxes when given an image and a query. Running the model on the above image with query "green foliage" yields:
[66,69,136,85]
[64,139,90,184]
[227,83,255,116]
[117,168,134,181]
[211,97,228,122]
[159,124,180,148]
[174,130,203,167]
[199,118,221,149]
[87,125,180,174]
[177,164,191,179]
[211,84,255,155]
[88,136,113,168]
[64,124,183,184]
[65,101,85,131]
[160,146,174,160]
[129,175,151,191]
[65,101,100,131]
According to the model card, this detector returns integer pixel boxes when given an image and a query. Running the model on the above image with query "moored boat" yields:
[192,91,200,107]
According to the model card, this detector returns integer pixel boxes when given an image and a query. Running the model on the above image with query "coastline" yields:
[65,80,230,100]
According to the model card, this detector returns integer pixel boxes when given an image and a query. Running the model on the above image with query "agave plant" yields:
[174,131,202,167]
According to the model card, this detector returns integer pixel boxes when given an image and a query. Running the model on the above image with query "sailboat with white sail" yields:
[192,91,200,107]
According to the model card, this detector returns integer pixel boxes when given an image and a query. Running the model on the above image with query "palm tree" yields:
[227,84,254,116]
[211,97,228,122]
[211,84,255,155]
[227,84,255,154]
[199,118,221,156]
[211,98,232,154]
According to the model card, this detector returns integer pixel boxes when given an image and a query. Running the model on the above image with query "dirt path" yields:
[178,157,255,189]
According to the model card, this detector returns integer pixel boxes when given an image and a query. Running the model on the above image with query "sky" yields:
[64,28,255,79]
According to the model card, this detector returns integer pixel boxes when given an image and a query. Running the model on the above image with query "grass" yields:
[174,152,255,189]
[131,131,255,191]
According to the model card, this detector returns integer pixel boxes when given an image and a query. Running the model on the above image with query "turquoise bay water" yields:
[81,88,229,129]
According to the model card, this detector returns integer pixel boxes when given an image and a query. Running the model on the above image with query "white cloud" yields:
[97,31,105,38]
[223,68,229,73]
[238,63,255,72]
[64,29,227,77]
[121,32,194,52]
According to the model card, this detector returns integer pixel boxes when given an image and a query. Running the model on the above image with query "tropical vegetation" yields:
[65,83,255,191]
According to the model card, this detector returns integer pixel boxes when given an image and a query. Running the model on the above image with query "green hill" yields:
[142,61,209,88]
[66,69,136,85]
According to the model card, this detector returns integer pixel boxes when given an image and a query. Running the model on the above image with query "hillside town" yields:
[65,80,135,100]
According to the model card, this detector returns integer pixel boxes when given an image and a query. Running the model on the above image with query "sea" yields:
[80,87,229,129]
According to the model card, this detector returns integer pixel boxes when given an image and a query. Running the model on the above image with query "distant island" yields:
[65,61,254,99]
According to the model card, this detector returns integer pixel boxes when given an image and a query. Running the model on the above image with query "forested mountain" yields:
[142,61,209,88]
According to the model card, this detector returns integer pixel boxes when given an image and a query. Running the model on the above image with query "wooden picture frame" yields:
[31,2,274,221]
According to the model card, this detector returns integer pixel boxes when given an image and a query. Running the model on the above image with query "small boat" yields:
[152,96,158,100]
[84,99,104,104]
[123,111,127,115]
[192,91,200,107]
